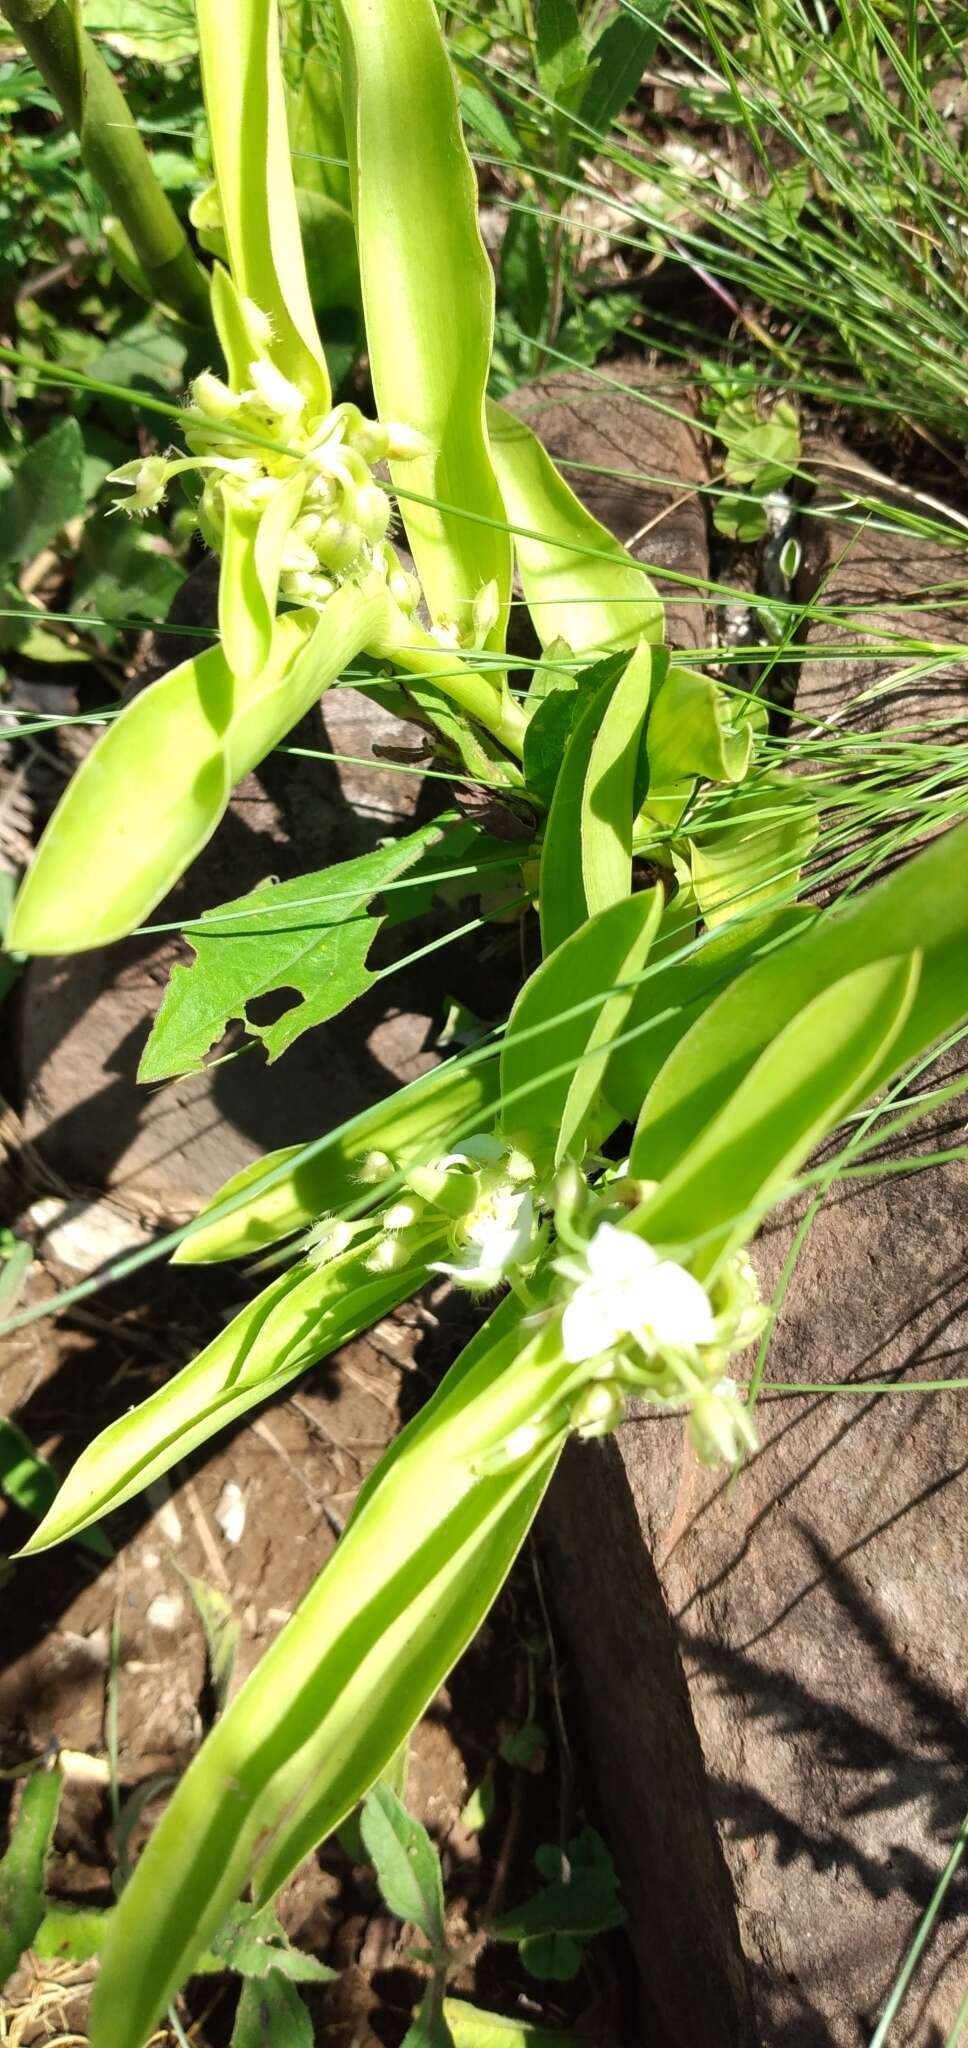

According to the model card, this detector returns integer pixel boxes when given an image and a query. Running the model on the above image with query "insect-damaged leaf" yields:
[139,823,448,1080]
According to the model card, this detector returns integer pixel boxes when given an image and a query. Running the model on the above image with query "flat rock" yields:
[502,361,710,653]
[541,489,968,2045]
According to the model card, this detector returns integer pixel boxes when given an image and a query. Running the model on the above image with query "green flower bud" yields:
[191,370,240,423]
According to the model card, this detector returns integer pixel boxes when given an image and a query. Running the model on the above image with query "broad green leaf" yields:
[501,889,663,1163]
[7,578,398,954]
[536,0,585,102]
[540,643,652,955]
[634,818,968,1186]
[684,777,818,929]
[361,1781,446,1948]
[87,1311,572,2047]
[18,1239,435,1555]
[174,1052,503,1263]
[0,1416,111,1560]
[139,822,447,1081]
[443,2001,584,2047]
[196,0,329,405]
[716,396,800,491]
[231,1973,313,2048]
[518,1933,582,1981]
[646,665,756,790]
[578,5,668,144]
[631,954,921,1276]
[488,400,663,654]
[457,80,519,157]
[606,903,814,1123]
[0,419,84,574]
[337,0,511,644]
[712,493,769,543]
[0,1767,62,1983]
[72,512,186,639]
[521,676,580,810]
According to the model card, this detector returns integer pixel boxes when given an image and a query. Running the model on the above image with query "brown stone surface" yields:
[502,362,710,653]
[796,443,968,733]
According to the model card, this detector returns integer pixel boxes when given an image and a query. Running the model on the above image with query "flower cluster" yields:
[110,301,424,616]
[554,1220,766,1467]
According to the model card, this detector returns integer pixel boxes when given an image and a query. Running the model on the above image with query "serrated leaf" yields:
[231,1971,314,2048]
[0,420,84,574]
[361,1780,446,1950]
[139,822,446,1080]
[213,1900,336,1983]
[0,1768,63,1982]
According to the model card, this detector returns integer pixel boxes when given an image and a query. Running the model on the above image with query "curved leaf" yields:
[337,0,511,643]
[634,817,968,1183]
[87,1310,572,2048]
[631,952,921,1276]
[173,1052,503,1263]
[487,398,663,654]
[7,579,397,954]
[539,641,652,955]
[501,887,663,1163]
[18,1239,435,1556]
[197,0,329,404]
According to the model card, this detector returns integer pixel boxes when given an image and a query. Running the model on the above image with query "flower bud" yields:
[356,1149,395,1186]
[239,296,274,351]
[356,482,391,544]
[569,1382,626,1441]
[191,370,240,423]
[366,1234,415,1274]
[316,516,364,573]
[384,422,429,461]
[384,1197,425,1232]
[247,357,307,420]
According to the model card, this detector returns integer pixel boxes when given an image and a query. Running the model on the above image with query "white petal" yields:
[561,1282,623,1364]
[585,1221,658,1286]
[637,1261,715,1349]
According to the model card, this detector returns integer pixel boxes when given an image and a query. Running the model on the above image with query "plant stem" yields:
[2,0,210,327]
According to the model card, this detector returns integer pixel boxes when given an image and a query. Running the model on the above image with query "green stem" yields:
[372,612,528,759]
[2,0,210,327]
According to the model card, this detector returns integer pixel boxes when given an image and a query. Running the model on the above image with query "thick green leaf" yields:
[231,1973,313,2048]
[0,419,84,574]
[632,954,921,1274]
[684,777,818,929]
[488,400,663,654]
[196,0,329,405]
[174,1051,503,1263]
[18,1239,435,1556]
[443,2001,584,2047]
[140,822,447,1080]
[7,579,399,955]
[501,889,663,1163]
[539,643,651,955]
[0,1768,62,1983]
[338,0,511,644]
[636,818,968,1185]
[646,665,756,790]
[605,903,814,1124]
[361,1781,446,1948]
[87,1312,571,2048]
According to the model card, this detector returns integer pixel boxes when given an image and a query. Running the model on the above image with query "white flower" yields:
[433,1184,535,1291]
[559,1222,715,1366]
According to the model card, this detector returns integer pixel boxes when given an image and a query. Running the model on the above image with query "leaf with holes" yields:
[139,822,448,1080]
